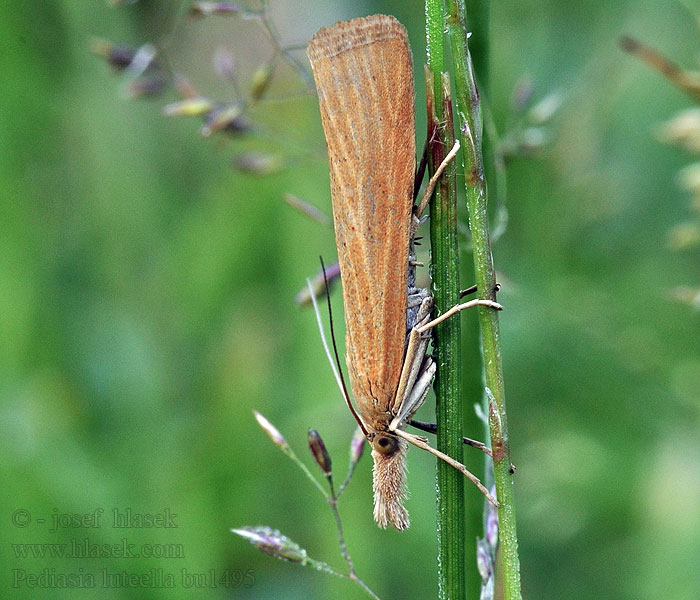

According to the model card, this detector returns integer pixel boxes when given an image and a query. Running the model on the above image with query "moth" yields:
[307,14,500,530]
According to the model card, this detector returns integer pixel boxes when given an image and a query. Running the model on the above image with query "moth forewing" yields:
[308,15,416,530]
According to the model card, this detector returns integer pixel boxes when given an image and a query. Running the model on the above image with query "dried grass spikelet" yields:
[372,437,409,530]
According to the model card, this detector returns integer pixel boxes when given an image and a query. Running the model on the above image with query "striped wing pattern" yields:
[308,15,415,426]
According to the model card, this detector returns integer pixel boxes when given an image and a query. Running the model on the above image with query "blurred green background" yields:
[1,1,699,599]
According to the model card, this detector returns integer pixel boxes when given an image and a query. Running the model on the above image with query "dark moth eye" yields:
[373,433,398,456]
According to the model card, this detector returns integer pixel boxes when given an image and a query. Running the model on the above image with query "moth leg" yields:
[416,297,503,334]
[414,139,461,222]
[459,282,501,299]
[393,296,433,415]
[413,138,429,202]
[393,428,499,507]
[394,294,501,416]
[407,289,428,309]
[390,357,435,430]
[408,419,492,456]
[459,284,478,298]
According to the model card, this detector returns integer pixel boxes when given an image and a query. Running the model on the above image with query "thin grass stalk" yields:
[425,1,467,598]
[444,1,523,598]
[460,0,490,594]
[459,4,493,598]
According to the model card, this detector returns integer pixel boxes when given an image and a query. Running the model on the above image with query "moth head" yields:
[372,432,399,456]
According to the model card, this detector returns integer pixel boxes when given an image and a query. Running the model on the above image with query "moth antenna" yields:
[308,277,343,393]
[309,257,368,437]
[319,257,358,427]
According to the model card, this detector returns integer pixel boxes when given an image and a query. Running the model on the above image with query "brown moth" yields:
[307,15,499,530]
